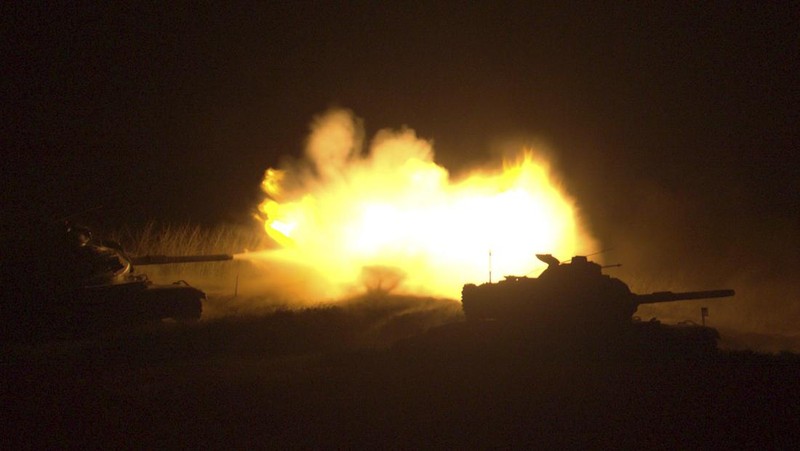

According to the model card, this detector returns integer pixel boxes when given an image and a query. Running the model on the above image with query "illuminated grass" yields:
[109,221,270,257]
[107,222,271,295]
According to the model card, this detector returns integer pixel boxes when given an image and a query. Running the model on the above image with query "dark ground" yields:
[2,296,799,449]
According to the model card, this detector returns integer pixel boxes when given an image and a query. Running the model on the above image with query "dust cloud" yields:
[140,109,798,352]
[592,180,800,352]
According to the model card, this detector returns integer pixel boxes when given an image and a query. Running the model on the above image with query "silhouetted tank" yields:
[0,222,232,339]
[461,254,734,352]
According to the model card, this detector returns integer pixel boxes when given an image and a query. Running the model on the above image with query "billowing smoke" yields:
[250,108,596,302]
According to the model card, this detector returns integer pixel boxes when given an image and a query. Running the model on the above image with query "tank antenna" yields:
[488,250,492,283]
[584,248,613,258]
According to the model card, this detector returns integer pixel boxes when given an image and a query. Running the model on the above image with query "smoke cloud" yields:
[254,108,594,301]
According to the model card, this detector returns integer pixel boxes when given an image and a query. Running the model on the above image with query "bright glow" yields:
[254,109,596,300]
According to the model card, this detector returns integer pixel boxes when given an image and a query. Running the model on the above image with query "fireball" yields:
[254,109,596,300]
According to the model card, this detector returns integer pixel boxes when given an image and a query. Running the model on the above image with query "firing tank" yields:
[0,222,232,340]
[461,254,734,354]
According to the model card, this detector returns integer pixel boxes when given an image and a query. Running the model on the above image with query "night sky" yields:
[3,3,798,260]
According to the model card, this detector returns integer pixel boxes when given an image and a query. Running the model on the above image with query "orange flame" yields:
[255,109,596,300]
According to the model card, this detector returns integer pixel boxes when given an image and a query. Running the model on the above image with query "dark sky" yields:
[3,2,798,241]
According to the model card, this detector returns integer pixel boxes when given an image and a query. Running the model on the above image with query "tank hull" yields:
[2,280,204,341]
[462,274,634,329]
[72,281,204,323]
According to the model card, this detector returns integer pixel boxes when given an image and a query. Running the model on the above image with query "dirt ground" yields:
[2,298,799,448]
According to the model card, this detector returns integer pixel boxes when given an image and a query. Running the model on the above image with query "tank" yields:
[461,254,734,354]
[0,222,232,340]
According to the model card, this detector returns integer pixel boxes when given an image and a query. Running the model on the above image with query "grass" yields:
[109,221,271,257]
[107,221,272,297]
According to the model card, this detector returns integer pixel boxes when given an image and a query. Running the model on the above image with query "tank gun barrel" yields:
[633,289,734,305]
[130,254,233,266]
